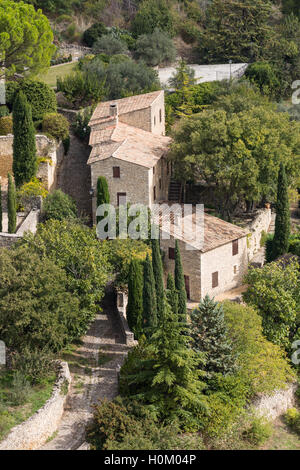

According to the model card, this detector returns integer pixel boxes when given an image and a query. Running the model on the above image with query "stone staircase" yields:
[168,180,181,202]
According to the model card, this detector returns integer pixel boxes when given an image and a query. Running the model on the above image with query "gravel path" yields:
[41,293,130,450]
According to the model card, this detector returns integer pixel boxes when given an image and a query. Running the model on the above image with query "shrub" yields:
[0,116,13,135]
[131,0,175,38]
[57,70,106,108]
[11,347,55,385]
[265,233,274,262]
[243,417,273,445]
[8,371,31,406]
[17,178,48,211]
[0,105,9,117]
[284,408,300,434]
[245,62,280,96]
[83,22,107,47]
[289,238,300,256]
[72,107,93,141]
[134,29,176,66]
[42,189,77,221]
[92,34,128,56]
[6,80,57,121]
[42,113,69,141]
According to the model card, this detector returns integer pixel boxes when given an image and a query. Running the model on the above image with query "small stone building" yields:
[88,91,171,219]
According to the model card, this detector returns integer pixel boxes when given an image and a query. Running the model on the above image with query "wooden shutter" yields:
[168,247,175,259]
[232,239,239,256]
[113,166,120,178]
[212,271,218,288]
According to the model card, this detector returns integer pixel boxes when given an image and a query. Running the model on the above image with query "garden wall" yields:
[0,209,39,248]
[116,290,136,346]
[246,208,272,260]
[0,362,71,450]
[253,383,298,421]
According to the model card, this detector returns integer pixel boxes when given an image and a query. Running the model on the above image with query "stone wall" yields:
[116,291,136,346]
[0,134,63,190]
[0,209,39,248]
[252,383,298,421]
[0,362,71,450]
[246,208,272,260]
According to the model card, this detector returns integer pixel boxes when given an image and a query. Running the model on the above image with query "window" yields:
[159,109,162,123]
[117,192,126,206]
[153,186,156,201]
[159,178,162,190]
[168,247,175,259]
[153,166,155,175]
[113,166,120,178]
[212,271,218,288]
[167,161,170,174]
[154,116,156,126]
[232,239,239,256]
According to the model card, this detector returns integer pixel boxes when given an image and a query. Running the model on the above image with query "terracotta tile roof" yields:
[152,202,248,252]
[87,122,171,168]
[89,91,163,126]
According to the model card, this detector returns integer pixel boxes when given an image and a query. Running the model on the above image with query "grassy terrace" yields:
[0,369,56,441]
[38,62,76,88]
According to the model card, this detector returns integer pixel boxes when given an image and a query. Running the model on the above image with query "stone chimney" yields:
[109,103,118,120]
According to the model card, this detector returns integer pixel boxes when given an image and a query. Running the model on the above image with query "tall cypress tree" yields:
[174,240,187,319]
[13,92,37,187]
[166,272,178,316]
[190,296,236,378]
[272,163,290,260]
[143,254,157,335]
[7,173,16,234]
[151,238,165,320]
[96,176,110,224]
[0,183,2,232]
[126,259,143,338]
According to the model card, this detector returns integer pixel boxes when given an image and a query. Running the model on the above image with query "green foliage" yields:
[166,272,178,316]
[284,408,300,435]
[57,70,106,108]
[243,261,300,349]
[142,254,157,335]
[83,22,107,47]
[289,238,300,256]
[7,173,16,233]
[131,0,175,38]
[0,116,13,135]
[92,35,128,56]
[174,240,187,318]
[7,371,31,406]
[245,62,280,96]
[120,299,207,431]
[6,80,57,121]
[72,106,93,141]
[23,219,111,336]
[0,105,9,117]
[0,244,80,352]
[282,0,300,17]
[42,113,69,141]
[126,259,144,338]
[12,92,37,187]
[243,417,273,445]
[190,296,236,377]
[11,347,55,385]
[0,184,2,232]
[17,178,48,211]
[265,233,275,263]
[134,28,176,66]
[42,190,77,221]
[151,239,165,320]
[272,163,291,260]
[0,0,55,78]
[96,176,110,225]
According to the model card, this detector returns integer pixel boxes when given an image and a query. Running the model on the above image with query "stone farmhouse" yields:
[88,90,249,302]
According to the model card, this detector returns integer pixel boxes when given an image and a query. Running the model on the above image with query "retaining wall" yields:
[0,209,39,248]
[252,383,298,421]
[246,208,272,260]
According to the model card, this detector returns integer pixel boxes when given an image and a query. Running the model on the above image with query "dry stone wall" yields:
[252,383,298,421]
[246,208,272,260]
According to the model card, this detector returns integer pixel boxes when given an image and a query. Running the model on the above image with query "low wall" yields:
[116,291,136,346]
[0,209,39,248]
[252,383,298,421]
[0,362,71,450]
[246,208,272,260]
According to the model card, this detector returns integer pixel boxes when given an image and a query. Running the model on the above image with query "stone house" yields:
[88,91,171,218]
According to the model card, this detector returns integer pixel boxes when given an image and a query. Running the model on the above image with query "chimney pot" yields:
[110,103,118,117]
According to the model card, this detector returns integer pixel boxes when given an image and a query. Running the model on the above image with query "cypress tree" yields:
[143,254,157,335]
[151,238,165,320]
[0,183,2,232]
[174,240,187,319]
[7,173,16,234]
[126,259,143,338]
[13,92,37,187]
[166,272,178,316]
[96,176,110,224]
[190,296,236,378]
[272,163,290,260]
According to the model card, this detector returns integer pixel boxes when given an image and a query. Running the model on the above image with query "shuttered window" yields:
[232,239,239,256]
[113,166,120,178]
[169,247,175,259]
[212,271,219,288]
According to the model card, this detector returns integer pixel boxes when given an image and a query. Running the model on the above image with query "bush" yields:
[0,116,13,135]
[92,34,128,56]
[265,233,274,262]
[245,62,280,96]
[131,0,175,38]
[17,178,48,211]
[8,371,31,406]
[72,106,93,141]
[284,408,300,434]
[42,113,69,141]
[42,189,77,221]
[11,347,55,385]
[289,238,300,257]
[6,80,57,121]
[0,105,9,117]
[57,70,106,108]
[83,22,107,47]
[134,28,176,66]
[243,417,273,445]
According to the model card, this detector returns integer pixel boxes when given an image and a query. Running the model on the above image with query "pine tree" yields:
[142,254,157,335]
[174,240,187,320]
[120,297,207,429]
[96,176,110,224]
[0,183,2,232]
[126,259,143,338]
[272,163,290,260]
[13,92,37,187]
[151,238,165,320]
[190,296,236,378]
[7,173,16,234]
[166,272,178,316]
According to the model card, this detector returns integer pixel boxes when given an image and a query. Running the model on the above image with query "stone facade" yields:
[0,362,71,450]
[0,134,63,190]
[246,208,272,260]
